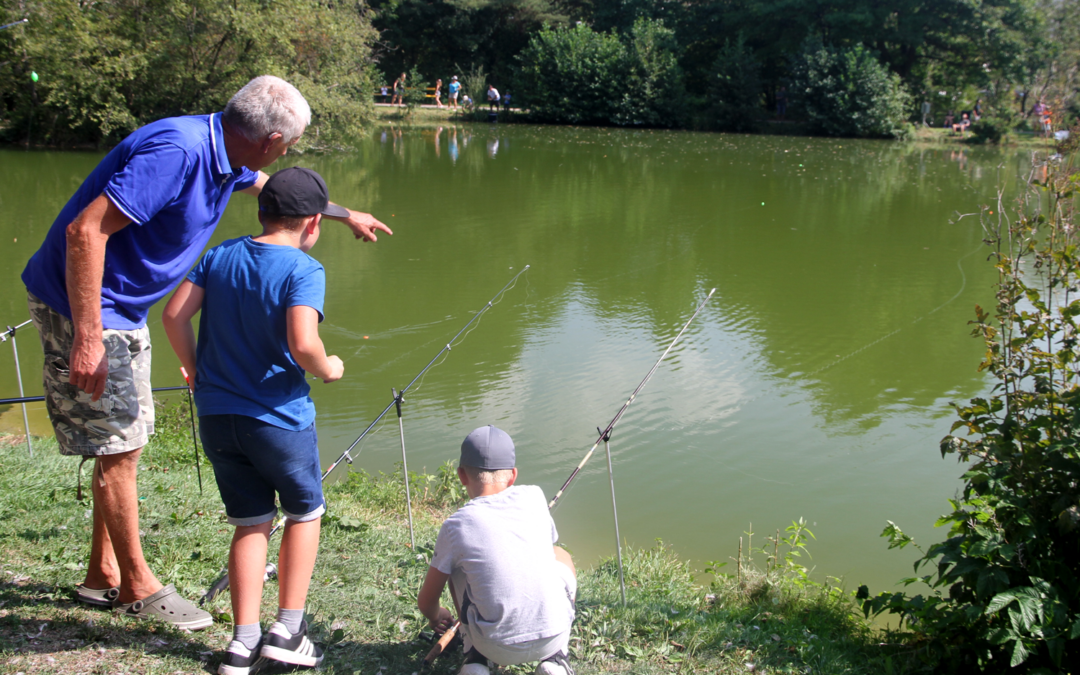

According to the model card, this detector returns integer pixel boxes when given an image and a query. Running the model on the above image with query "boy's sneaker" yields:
[535,650,574,675]
[261,620,324,667]
[458,664,491,675]
[218,639,267,675]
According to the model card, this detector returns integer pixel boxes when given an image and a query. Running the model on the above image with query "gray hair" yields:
[462,466,515,485]
[223,76,311,144]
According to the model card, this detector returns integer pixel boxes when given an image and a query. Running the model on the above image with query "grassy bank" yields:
[1,403,900,674]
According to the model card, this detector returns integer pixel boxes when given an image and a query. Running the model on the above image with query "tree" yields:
[789,37,912,138]
[0,0,378,148]
[368,0,564,89]
[707,34,762,132]
[515,18,683,127]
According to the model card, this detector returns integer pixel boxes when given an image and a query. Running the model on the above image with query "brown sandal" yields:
[115,584,213,630]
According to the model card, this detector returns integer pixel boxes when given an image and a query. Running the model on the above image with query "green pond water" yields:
[0,125,1030,596]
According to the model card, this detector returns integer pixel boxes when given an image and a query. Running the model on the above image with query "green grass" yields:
[0,409,907,674]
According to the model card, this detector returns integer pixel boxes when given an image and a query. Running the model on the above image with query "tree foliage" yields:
[0,0,378,148]
[368,0,563,89]
[515,18,683,127]
[706,34,762,133]
[861,147,1080,671]
[789,38,912,138]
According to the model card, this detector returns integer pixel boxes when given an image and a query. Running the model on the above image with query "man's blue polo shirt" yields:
[22,113,259,330]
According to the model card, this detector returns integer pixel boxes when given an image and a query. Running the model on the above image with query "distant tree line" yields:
[3,0,1078,145]
[0,0,378,148]
[370,0,1080,138]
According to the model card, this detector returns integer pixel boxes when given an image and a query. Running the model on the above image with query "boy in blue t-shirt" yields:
[163,167,346,675]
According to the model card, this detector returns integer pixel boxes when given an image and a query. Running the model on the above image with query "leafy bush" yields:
[788,37,911,138]
[968,107,1020,144]
[515,18,683,127]
[707,35,762,133]
[860,154,1080,671]
[0,0,378,148]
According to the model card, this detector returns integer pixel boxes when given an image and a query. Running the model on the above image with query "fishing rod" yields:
[180,368,203,493]
[2,320,34,456]
[548,288,716,605]
[201,265,531,603]
[0,385,189,406]
[0,18,28,31]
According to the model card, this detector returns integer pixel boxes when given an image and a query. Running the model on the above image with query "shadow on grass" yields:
[0,581,221,673]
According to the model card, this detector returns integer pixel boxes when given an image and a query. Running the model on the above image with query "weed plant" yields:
[2,426,891,674]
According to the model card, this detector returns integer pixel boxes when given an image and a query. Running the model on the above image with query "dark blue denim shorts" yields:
[198,414,325,526]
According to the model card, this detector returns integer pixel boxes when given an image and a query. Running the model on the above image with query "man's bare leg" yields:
[93,447,164,603]
[82,490,121,590]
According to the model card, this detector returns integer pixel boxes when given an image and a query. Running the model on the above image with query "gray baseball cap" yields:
[460,425,516,470]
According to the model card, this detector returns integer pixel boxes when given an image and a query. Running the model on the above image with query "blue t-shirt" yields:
[22,113,259,330]
[449,81,461,95]
[188,237,326,430]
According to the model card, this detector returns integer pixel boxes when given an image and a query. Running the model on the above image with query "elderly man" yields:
[20,75,391,629]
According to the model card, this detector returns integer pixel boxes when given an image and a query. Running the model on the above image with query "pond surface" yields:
[0,125,1032,595]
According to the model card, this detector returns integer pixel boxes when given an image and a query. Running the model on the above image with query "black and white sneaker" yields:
[218,639,268,675]
[261,620,324,667]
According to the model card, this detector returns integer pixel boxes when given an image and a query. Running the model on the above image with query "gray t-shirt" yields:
[431,484,573,645]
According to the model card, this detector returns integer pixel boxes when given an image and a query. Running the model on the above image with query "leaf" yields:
[985,590,1017,615]
[1010,639,1029,668]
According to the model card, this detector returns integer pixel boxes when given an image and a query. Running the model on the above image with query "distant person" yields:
[449,76,461,110]
[921,99,931,126]
[380,86,389,103]
[392,72,406,106]
[419,426,577,675]
[434,78,443,108]
[463,94,474,110]
[502,91,512,112]
[951,112,970,135]
[487,85,500,112]
[1039,101,1053,137]
[973,98,982,122]
[776,86,787,120]
[163,167,346,674]
[943,110,955,129]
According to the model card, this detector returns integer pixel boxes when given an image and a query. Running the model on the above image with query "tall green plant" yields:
[860,147,1080,671]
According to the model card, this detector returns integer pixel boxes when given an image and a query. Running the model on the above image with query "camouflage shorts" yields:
[28,293,155,456]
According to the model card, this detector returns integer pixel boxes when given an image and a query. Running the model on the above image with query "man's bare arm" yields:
[240,170,393,242]
[65,194,132,401]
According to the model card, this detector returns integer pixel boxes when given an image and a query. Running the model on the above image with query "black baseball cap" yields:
[460,425,516,470]
[259,167,349,218]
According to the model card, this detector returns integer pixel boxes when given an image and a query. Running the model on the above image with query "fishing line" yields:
[202,265,531,603]
[547,288,716,605]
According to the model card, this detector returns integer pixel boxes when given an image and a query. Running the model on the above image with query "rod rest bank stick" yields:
[547,288,717,510]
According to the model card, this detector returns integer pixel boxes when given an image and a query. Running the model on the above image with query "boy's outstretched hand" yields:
[323,355,344,383]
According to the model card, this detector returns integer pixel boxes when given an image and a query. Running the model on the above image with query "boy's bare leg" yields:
[230,522,272,626]
[554,546,576,578]
[92,449,164,603]
[278,518,321,610]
